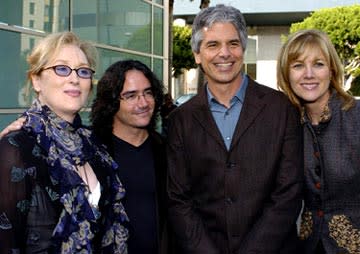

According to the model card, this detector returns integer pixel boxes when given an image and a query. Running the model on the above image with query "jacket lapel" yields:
[192,86,227,149]
[230,80,267,151]
[190,80,268,151]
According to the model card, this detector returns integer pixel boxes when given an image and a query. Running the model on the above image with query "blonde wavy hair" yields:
[277,29,354,111]
[25,31,98,99]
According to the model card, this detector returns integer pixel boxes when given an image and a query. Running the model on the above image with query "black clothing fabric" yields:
[112,131,169,254]
[160,103,177,137]
[113,136,157,254]
[0,101,128,253]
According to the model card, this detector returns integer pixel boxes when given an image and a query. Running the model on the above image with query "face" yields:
[114,69,155,132]
[194,22,244,87]
[289,46,331,108]
[32,44,91,123]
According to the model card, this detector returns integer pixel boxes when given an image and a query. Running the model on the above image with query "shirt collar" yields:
[207,73,249,105]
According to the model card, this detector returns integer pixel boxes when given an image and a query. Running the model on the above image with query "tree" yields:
[172,25,197,77]
[289,4,360,94]
[168,0,210,89]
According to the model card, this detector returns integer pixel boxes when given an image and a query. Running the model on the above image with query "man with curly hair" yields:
[90,59,169,254]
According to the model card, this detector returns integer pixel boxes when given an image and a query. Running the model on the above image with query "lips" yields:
[215,62,234,71]
[64,89,81,97]
[301,83,318,90]
[136,110,151,115]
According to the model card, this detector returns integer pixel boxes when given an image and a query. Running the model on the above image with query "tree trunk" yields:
[169,0,211,94]
[168,0,174,94]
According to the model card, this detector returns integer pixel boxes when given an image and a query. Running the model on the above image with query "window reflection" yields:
[0,0,69,33]
[0,0,167,129]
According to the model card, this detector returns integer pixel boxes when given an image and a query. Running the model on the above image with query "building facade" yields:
[0,0,169,129]
[173,0,359,97]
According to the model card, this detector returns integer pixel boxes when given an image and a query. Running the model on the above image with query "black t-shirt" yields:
[112,135,158,254]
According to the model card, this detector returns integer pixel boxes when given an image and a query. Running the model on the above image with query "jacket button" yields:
[226,162,235,168]
[315,182,321,189]
[317,210,324,217]
[225,198,233,205]
[314,151,320,158]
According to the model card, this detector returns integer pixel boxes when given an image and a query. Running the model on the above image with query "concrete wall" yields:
[255,26,289,89]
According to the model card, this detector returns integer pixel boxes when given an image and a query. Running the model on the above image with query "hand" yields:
[0,117,25,139]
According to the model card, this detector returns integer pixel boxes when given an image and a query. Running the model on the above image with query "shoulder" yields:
[149,130,166,146]
[244,79,295,114]
[0,130,40,169]
[247,79,289,102]
[169,88,207,120]
[352,98,360,112]
[0,129,35,149]
[341,98,360,123]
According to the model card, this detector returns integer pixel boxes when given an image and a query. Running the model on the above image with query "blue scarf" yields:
[22,99,128,253]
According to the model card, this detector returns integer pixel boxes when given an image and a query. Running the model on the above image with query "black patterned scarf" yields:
[22,99,129,253]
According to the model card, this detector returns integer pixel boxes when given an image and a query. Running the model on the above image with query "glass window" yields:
[0,0,167,127]
[153,7,164,56]
[153,58,164,82]
[29,2,35,15]
[96,48,151,78]
[0,30,42,108]
[0,114,23,131]
[0,0,69,33]
[73,0,152,54]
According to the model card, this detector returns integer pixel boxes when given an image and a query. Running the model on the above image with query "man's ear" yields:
[193,51,201,65]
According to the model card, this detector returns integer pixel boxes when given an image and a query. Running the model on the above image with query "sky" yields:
[173,0,360,15]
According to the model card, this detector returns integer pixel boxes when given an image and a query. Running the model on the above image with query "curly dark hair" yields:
[90,60,164,152]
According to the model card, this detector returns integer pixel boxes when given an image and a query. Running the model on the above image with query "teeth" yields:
[216,63,232,67]
[302,83,317,90]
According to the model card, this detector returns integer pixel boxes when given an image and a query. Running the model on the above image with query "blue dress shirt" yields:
[207,74,249,150]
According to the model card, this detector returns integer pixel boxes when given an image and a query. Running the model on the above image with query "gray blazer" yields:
[167,78,304,254]
[299,91,360,254]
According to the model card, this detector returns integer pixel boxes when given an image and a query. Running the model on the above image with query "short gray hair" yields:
[191,4,248,53]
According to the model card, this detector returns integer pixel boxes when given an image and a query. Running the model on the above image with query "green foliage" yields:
[349,76,360,96]
[289,4,360,93]
[172,25,197,77]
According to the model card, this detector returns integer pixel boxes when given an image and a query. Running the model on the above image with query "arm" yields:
[166,114,220,254]
[0,133,29,252]
[239,103,304,253]
[0,117,25,139]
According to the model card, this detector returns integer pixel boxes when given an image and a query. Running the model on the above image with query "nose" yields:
[218,45,231,57]
[304,65,314,78]
[68,69,80,83]
[137,94,150,107]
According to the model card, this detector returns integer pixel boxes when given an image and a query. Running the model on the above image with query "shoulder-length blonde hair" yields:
[277,29,354,111]
[26,31,98,97]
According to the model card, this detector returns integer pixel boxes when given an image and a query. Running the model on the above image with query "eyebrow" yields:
[204,38,241,44]
[121,86,152,95]
[52,59,90,67]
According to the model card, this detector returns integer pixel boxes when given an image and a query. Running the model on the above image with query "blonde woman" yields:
[0,32,128,253]
[278,29,360,254]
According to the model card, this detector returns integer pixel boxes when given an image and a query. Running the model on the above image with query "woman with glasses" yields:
[277,29,360,254]
[0,31,128,253]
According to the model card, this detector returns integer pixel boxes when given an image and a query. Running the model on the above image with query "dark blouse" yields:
[299,92,360,253]
[0,101,128,254]
[113,135,158,254]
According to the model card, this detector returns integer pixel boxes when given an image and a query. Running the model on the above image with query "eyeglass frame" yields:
[43,65,95,79]
[119,88,155,104]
